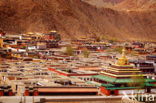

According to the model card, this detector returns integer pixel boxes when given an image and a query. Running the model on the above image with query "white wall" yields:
[119,89,145,95]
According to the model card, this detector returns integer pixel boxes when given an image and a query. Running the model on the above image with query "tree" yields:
[54,33,61,41]
[128,73,146,102]
[109,37,118,43]
[114,46,123,53]
[128,73,145,89]
[101,35,110,40]
[125,43,129,47]
[94,34,101,42]
[82,48,90,58]
[65,46,74,56]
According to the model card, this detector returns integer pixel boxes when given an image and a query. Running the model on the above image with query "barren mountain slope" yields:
[82,0,123,8]
[114,0,156,10]
[83,0,156,10]
[0,0,155,41]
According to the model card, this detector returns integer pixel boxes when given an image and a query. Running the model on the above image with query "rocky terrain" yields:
[0,0,155,41]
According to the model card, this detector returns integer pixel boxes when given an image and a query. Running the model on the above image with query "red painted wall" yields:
[114,90,119,95]
[100,86,110,96]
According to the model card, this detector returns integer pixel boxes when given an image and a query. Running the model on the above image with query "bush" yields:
[128,73,145,88]
[65,46,74,56]
[94,34,101,42]
[114,46,123,53]
[109,37,118,43]
[82,48,90,58]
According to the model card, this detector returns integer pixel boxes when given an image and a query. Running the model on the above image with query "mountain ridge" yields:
[0,0,155,41]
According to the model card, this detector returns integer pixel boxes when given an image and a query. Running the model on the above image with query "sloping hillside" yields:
[0,0,155,41]
[82,0,123,8]
[114,0,156,10]
[83,0,156,10]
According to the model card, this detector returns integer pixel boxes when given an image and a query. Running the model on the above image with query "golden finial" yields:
[117,47,129,65]
[121,47,126,59]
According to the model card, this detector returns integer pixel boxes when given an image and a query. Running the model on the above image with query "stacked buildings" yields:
[0,31,156,98]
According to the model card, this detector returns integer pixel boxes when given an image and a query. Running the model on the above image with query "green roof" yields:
[93,75,156,84]
[145,79,156,82]
[145,82,156,87]
[93,75,133,83]
[93,75,156,90]
[107,83,156,90]
[107,86,140,90]
[101,83,114,87]
[115,79,133,83]
[86,81,101,87]
[93,75,116,83]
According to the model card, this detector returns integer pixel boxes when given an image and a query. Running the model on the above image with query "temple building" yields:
[45,30,61,41]
[93,48,156,95]
[146,55,156,61]
[129,60,155,74]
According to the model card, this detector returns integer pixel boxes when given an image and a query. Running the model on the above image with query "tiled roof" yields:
[93,75,156,83]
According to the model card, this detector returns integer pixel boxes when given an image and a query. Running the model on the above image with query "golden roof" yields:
[117,47,129,65]
[50,30,57,33]
[27,32,34,35]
